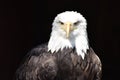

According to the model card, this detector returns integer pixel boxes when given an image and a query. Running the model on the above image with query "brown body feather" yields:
[15,44,102,80]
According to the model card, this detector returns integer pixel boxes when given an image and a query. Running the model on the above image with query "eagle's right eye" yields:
[59,21,64,25]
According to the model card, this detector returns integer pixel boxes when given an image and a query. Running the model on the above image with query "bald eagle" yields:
[15,11,102,80]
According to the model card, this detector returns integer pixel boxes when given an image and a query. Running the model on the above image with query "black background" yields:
[0,0,120,80]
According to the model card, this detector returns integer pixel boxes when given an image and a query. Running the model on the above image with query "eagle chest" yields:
[38,48,95,80]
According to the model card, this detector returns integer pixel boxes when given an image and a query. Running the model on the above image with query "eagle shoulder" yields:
[15,43,58,80]
[85,48,102,80]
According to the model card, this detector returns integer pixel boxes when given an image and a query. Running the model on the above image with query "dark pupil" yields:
[59,21,64,25]
[74,21,80,25]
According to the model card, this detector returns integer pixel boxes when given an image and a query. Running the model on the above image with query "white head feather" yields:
[48,11,89,59]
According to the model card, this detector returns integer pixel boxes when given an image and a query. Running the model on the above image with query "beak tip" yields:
[66,34,70,39]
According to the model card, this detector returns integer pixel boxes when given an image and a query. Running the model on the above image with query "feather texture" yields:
[15,11,102,80]
[15,44,102,80]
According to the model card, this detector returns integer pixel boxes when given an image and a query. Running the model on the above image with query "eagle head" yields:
[48,11,89,59]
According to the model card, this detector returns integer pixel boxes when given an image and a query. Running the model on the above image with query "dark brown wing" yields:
[83,48,102,80]
[54,48,102,80]
[15,44,58,80]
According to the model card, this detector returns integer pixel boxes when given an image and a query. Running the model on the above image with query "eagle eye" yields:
[58,21,64,25]
[74,21,81,26]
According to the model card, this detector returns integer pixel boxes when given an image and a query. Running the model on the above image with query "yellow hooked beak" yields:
[61,22,76,38]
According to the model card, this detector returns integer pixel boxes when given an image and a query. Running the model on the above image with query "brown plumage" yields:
[15,44,102,80]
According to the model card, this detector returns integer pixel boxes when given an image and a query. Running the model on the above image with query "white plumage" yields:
[48,11,89,59]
